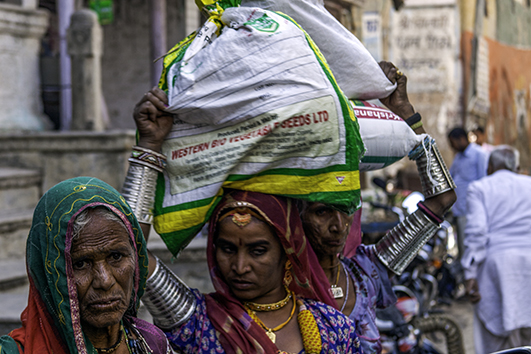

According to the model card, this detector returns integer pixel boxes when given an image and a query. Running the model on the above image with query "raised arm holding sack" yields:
[120,0,456,351]
[122,88,362,354]
[295,63,456,354]
[122,65,457,354]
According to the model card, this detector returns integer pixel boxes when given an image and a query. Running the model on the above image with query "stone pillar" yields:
[0,4,49,131]
[185,0,200,35]
[58,0,74,130]
[150,0,167,88]
[67,9,105,131]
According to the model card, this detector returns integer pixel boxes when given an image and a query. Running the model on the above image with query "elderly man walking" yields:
[462,146,531,354]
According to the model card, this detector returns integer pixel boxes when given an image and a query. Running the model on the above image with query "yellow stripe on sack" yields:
[153,171,359,235]
[223,170,360,195]
[154,190,222,234]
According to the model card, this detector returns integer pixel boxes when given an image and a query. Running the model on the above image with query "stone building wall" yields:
[389,4,461,164]
[0,3,49,131]
[99,0,193,129]
[496,0,531,47]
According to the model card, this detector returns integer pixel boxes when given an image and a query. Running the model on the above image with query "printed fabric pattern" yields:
[342,245,396,354]
[166,289,361,354]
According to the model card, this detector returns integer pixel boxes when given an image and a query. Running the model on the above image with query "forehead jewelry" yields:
[218,206,264,228]
[232,212,252,227]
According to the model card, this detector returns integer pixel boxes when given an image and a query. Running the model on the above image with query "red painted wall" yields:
[461,31,531,170]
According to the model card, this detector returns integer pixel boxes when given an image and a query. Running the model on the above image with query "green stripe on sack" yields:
[158,32,197,91]
[153,10,365,255]
[159,224,206,257]
[156,188,361,256]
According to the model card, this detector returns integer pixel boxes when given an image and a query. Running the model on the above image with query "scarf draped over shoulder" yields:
[203,190,337,354]
[0,177,149,354]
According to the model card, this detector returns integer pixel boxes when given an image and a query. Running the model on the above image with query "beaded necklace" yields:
[245,290,323,354]
[123,320,153,354]
[94,323,124,354]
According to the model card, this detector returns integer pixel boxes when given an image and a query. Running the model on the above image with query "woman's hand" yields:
[423,190,457,217]
[378,61,415,120]
[133,87,174,152]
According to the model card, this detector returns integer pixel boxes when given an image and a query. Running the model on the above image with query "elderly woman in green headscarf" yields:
[0,177,172,354]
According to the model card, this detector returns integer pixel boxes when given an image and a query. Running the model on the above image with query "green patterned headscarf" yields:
[0,177,148,354]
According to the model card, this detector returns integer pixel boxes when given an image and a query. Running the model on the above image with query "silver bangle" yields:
[142,256,196,330]
[375,209,439,275]
[121,161,158,224]
[409,136,456,198]
[130,145,167,172]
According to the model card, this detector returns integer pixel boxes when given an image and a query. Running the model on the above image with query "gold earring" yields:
[283,260,293,287]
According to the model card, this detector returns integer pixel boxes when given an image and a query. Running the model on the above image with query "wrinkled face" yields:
[300,202,353,257]
[71,209,135,331]
[215,216,286,303]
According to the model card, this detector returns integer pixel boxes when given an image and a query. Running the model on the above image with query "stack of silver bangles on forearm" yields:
[122,145,166,225]
[142,256,197,329]
[121,145,196,328]
[376,136,456,275]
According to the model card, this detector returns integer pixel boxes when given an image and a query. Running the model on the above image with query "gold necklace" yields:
[330,263,344,299]
[244,285,292,312]
[246,290,297,343]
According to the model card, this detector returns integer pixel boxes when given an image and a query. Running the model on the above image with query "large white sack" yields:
[353,100,425,171]
[155,6,364,255]
[240,0,396,100]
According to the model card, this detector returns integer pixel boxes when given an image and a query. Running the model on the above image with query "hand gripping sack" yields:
[154,2,365,255]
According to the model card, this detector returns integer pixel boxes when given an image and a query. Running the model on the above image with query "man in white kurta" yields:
[461,146,531,354]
